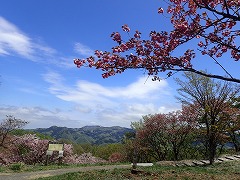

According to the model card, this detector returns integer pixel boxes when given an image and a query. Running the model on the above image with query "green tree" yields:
[223,100,240,152]
[175,72,240,164]
[11,129,54,140]
[92,143,125,160]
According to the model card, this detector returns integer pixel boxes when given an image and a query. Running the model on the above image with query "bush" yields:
[10,163,24,171]
[73,144,85,155]
[109,152,125,163]
[93,143,124,160]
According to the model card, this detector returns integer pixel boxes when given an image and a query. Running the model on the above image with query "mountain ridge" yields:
[30,125,134,145]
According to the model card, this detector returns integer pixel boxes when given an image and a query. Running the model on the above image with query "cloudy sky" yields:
[0,0,238,129]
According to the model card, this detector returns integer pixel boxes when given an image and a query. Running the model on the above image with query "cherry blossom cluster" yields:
[74,0,240,82]
[134,107,197,161]
[0,134,49,165]
[137,107,197,140]
[0,134,106,165]
[63,153,106,164]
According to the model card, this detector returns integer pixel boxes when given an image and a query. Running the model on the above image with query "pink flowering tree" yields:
[136,106,197,161]
[74,0,240,83]
[12,134,49,165]
[0,115,28,148]
[0,134,48,165]
[0,134,106,165]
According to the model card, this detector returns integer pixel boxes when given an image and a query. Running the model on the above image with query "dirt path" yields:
[0,164,132,180]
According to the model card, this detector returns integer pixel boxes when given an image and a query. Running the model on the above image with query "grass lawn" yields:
[35,161,240,180]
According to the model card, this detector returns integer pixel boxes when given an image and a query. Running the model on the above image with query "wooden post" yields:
[58,150,64,165]
[45,155,49,166]
[45,150,53,166]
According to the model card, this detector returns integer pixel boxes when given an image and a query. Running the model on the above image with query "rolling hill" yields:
[31,125,134,145]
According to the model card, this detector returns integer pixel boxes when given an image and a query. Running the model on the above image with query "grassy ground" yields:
[35,161,240,180]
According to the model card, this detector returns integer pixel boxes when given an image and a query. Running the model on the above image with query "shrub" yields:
[10,163,24,171]
[109,152,125,163]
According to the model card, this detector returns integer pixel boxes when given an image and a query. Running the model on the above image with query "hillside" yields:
[31,125,134,145]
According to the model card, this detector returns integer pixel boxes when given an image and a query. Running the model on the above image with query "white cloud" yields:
[74,42,94,57]
[42,71,181,127]
[0,17,33,57]
[0,106,87,129]
[57,57,76,68]
[0,71,180,128]
[0,16,92,69]
[0,16,60,63]
[43,71,170,105]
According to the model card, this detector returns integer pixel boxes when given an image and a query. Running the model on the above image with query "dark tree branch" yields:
[98,64,240,83]
[192,0,240,21]
[223,0,230,15]
[168,68,240,83]
[197,48,234,79]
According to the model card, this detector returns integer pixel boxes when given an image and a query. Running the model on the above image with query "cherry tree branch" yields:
[192,0,240,21]
[167,68,240,83]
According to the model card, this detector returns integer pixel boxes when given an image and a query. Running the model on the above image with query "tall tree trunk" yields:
[231,134,240,152]
[173,146,178,161]
[233,143,240,152]
[208,133,217,165]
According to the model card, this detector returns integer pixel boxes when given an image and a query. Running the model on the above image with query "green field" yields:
[35,161,240,180]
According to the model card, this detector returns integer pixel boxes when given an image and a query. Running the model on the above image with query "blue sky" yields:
[0,0,238,129]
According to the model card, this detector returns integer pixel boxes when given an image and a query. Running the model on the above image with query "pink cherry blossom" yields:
[74,0,240,83]
[122,24,130,32]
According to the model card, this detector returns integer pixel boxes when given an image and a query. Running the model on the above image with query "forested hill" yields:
[31,125,134,145]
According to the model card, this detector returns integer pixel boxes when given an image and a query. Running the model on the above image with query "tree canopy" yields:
[74,0,240,83]
[0,115,28,148]
[176,72,240,163]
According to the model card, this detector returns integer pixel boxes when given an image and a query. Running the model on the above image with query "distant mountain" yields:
[31,125,134,145]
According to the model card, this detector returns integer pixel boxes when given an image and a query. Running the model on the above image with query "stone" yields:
[192,161,205,166]
[199,160,210,164]
[224,156,237,160]
[233,155,240,159]
[183,162,195,166]
[131,163,153,167]
[218,157,231,161]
